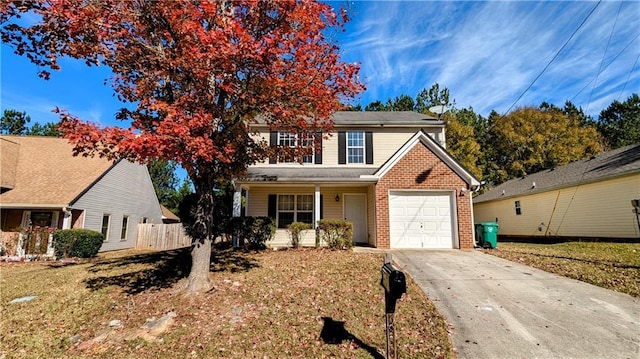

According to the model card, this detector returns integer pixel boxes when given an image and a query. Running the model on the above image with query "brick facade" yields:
[375,142,475,249]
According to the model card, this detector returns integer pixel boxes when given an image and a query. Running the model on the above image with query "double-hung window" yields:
[347,131,365,164]
[277,194,314,228]
[101,214,111,241]
[278,132,314,164]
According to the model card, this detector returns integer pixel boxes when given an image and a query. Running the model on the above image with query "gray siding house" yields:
[0,135,163,254]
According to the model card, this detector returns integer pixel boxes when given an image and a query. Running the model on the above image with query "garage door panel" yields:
[389,191,454,249]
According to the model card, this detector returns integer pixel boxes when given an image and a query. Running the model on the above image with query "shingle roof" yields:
[331,111,441,126]
[473,143,640,203]
[244,167,377,182]
[254,111,443,127]
[0,135,115,207]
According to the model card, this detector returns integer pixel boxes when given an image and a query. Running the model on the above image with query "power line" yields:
[504,0,602,115]
[617,52,639,102]
[570,32,640,103]
[585,0,622,115]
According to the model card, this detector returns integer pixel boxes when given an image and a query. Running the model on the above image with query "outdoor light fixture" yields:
[335,194,340,202]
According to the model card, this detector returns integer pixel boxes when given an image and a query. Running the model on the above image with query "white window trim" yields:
[101,214,111,242]
[346,131,365,164]
[277,194,314,228]
[120,215,129,241]
[277,131,314,164]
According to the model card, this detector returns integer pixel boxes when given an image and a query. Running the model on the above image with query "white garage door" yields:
[389,191,454,249]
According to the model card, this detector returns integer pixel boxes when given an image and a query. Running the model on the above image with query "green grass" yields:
[0,246,454,359]
[488,241,640,297]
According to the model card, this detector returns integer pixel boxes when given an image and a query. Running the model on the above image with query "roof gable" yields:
[365,130,480,186]
[0,135,115,207]
[474,143,640,203]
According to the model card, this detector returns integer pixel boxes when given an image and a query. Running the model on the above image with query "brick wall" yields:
[375,142,475,249]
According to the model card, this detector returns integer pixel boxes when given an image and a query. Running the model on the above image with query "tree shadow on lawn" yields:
[320,316,384,359]
[80,243,260,295]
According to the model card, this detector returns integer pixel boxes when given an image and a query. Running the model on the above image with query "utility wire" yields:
[617,52,639,102]
[570,32,640,102]
[504,0,602,115]
[585,0,622,115]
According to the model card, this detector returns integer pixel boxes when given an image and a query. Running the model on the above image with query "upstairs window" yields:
[338,131,373,165]
[515,201,522,215]
[347,131,365,163]
[277,132,315,164]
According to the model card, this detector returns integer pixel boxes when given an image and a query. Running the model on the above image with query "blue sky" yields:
[1,1,639,128]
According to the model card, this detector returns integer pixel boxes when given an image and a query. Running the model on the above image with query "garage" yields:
[388,191,456,249]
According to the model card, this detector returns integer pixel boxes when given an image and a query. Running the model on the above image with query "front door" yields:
[344,194,367,244]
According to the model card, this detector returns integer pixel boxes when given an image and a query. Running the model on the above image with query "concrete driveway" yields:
[392,250,640,359]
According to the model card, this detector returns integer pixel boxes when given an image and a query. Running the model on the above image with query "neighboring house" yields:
[160,204,181,223]
[0,135,163,254]
[473,143,640,240]
[234,111,480,249]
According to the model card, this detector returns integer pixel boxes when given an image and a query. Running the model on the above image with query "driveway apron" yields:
[392,250,640,359]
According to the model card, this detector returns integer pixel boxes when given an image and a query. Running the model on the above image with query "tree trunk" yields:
[184,177,216,294]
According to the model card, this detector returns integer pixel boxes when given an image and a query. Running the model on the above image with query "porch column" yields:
[314,185,321,229]
[62,210,72,230]
[232,186,242,248]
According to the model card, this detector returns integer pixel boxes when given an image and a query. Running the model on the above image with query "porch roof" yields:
[241,167,378,183]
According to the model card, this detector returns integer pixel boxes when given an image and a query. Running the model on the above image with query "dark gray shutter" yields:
[320,194,324,219]
[365,131,373,164]
[338,131,346,164]
[269,131,278,164]
[314,132,323,164]
[268,195,277,219]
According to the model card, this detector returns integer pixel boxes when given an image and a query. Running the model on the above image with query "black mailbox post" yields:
[380,254,406,359]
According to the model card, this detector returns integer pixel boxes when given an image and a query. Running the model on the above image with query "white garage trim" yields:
[388,190,458,249]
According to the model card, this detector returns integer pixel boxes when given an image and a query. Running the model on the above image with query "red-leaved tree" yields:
[1,0,363,293]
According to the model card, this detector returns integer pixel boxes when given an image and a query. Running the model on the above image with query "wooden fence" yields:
[136,223,192,251]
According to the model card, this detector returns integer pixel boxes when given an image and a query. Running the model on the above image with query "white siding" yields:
[473,174,640,239]
[72,160,163,251]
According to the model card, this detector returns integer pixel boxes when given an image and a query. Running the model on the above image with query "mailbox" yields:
[380,262,406,313]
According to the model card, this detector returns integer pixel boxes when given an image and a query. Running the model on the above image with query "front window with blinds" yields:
[277,194,314,228]
[347,131,364,163]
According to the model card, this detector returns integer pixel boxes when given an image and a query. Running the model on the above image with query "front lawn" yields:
[0,246,454,358]
[488,241,640,297]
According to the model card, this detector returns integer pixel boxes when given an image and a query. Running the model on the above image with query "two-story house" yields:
[234,111,480,249]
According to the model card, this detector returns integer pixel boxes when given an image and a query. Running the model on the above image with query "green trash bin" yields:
[479,222,498,249]
[474,223,484,247]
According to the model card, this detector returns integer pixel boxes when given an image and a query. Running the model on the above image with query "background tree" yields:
[385,94,415,111]
[415,83,454,115]
[25,122,60,136]
[364,100,386,111]
[489,106,601,182]
[1,109,61,136]
[2,0,363,293]
[445,107,484,179]
[147,159,180,205]
[1,109,30,135]
[597,93,640,149]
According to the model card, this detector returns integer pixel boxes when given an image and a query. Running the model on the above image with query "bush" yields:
[228,216,275,250]
[317,219,353,250]
[287,222,312,248]
[53,229,104,259]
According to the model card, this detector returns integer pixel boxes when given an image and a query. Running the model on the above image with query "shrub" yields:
[317,219,353,250]
[287,222,312,248]
[228,216,275,250]
[53,229,104,259]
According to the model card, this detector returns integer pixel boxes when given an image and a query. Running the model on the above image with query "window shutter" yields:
[268,195,277,219]
[269,131,278,164]
[320,194,324,219]
[365,131,373,164]
[314,132,323,164]
[338,131,346,164]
